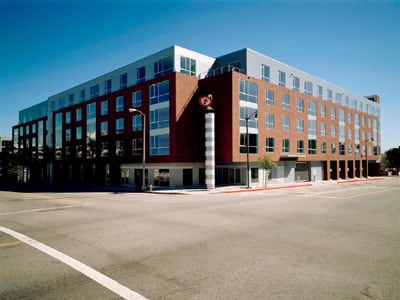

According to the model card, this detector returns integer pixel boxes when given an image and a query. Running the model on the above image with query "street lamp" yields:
[245,110,257,189]
[129,108,146,191]
[364,137,374,179]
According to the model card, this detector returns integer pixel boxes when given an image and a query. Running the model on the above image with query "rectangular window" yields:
[278,71,286,87]
[297,119,304,133]
[76,145,83,158]
[282,94,290,109]
[116,96,124,112]
[321,141,327,154]
[120,73,128,89]
[339,109,345,122]
[307,100,316,116]
[339,142,346,155]
[348,112,352,124]
[354,113,359,126]
[150,107,169,130]
[339,125,345,139]
[87,102,96,119]
[132,138,143,156]
[265,113,274,129]
[180,56,196,76]
[150,134,170,155]
[76,108,82,121]
[348,128,352,139]
[101,100,108,116]
[327,89,333,102]
[297,140,304,153]
[317,85,323,99]
[68,94,74,106]
[292,76,300,91]
[150,80,170,105]
[265,89,274,105]
[308,119,316,136]
[104,79,112,94]
[320,123,326,136]
[240,133,258,153]
[266,137,274,152]
[76,127,82,140]
[331,125,336,137]
[321,104,326,118]
[101,121,108,136]
[65,111,71,124]
[330,108,336,120]
[261,65,270,82]
[32,123,36,134]
[154,56,173,78]
[345,96,350,107]
[116,118,124,134]
[282,139,290,152]
[132,90,142,108]
[239,80,258,103]
[136,66,145,83]
[90,84,99,99]
[296,98,304,112]
[282,116,290,131]
[348,144,353,154]
[132,115,142,131]
[304,81,313,96]
[65,129,71,142]
[336,93,342,105]
[240,107,258,128]
[80,89,86,102]
[101,142,109,157]
[116,140,125,156]
[308,139,317,154]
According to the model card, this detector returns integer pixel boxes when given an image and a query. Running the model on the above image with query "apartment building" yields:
[12,45,381,188]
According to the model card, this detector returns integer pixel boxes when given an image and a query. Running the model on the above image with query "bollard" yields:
[149,184,153,193]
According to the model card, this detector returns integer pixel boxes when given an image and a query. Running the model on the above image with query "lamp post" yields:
[245,110,257,189]
[129,108,146,191]
[364,137,374,179]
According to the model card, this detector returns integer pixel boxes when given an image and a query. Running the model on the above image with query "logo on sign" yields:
[198,95,213,108]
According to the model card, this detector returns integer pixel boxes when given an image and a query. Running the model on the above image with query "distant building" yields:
[0,136,12,181]
[12,45,381,187]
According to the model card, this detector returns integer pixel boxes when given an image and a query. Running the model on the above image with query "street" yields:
[1,178,400,299]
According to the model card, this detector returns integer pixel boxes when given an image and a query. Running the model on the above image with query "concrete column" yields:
[205,109,215,189]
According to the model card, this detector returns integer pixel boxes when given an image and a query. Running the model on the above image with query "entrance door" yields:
[183,169,193,186]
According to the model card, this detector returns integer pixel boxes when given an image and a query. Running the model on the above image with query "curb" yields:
[223,183,313,194]
[336,177,385,184]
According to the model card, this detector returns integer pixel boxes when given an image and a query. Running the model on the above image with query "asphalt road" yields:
[1,178,399,299]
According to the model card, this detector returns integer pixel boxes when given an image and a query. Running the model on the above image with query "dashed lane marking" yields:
[344,187,400,199]
[0,226,148,300]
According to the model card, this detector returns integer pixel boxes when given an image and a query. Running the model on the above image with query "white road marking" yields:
[0,226,148,300]
[0,204,87,216]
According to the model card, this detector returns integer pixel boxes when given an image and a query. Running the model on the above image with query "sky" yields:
[0,0,399,152]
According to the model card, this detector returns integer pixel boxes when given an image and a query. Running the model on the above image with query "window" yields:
[180,56,196,76]
[339,125,345,139]
[282,139,290,152]
[348,128,352,139]
[308,119,316,136]
[345,96,349,107]
[348,144,353,154]
[32,123,36,134]
[132,138,143,156]
[297,119,304,133]
[331,142,336,154]
[327,89,333,102]
[321,141,327,154]
[320,123,326,136]
[261,65,270,82]
[101,121,108,136]
[292,76,300,91]
[101,100,108,116]
[101,142,109,157]
[240,107,258,128]
[80,89,86,102]
[321,104,326,118]
[120,73,127,89]
[296,98,304,112]
[354,113,359,126]
[116,118,124,134]
[336,93,342,105]
[132,115,142,131]
[339,109,345,122]
[76,127,82,140]
[90,84,99,99]
[240,133,258,153]
[76,108,82,121]
[68,94,74,106]
[297,140,304,153]
[239,80,258,103]
[307,100,316,116]
[116,140,125,156]
[265,113,274,129]
[150,134,170,155]
[331,125,336,137]
[351,99,357,110]
[304,81,313,96]
[150,107,169,130]
[317,85,323,99]
[154,56,173,78]
[65,129,71,142]
[266,137,274,152]
[308,139,317,154]
[348,112,352,124]
[150,80,170,104]
[66,111,71,124]
[132,90,142,108]
[282,116,290,131]
[116,96,124,112]
[265,89,274,105]
[104,79,112,94]
[136,66,145,83]
[330,108,336,120]
[339,142,345,155]
[278,71,286,87]
[87,103,96,119]
[282,94,290,109]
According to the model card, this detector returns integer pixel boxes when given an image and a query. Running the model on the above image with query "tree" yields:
[385,146,400,174]
[259,156,276,187]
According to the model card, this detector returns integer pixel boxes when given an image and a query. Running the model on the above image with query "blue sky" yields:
[0,0,399,151]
